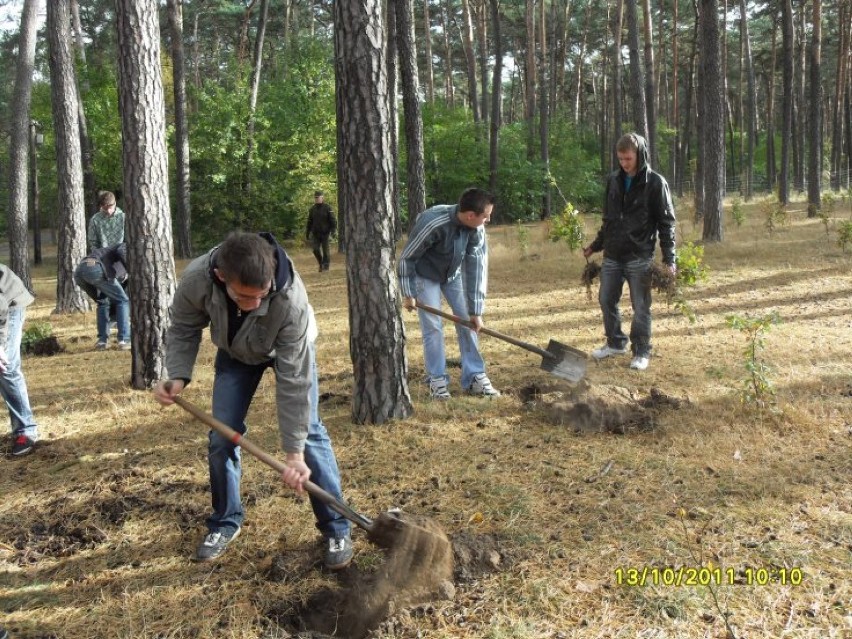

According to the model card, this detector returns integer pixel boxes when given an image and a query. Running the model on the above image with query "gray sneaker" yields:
[324,533,353,570]
[467,373,500,397]
[194,527,241,561]
[429,377,451,400]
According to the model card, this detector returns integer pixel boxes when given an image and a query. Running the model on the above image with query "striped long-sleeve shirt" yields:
[397,204,489,316]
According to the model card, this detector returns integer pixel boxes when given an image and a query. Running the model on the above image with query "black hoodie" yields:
[589,134,677,265]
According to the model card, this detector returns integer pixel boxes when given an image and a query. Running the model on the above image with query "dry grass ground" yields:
[1,196,850,639]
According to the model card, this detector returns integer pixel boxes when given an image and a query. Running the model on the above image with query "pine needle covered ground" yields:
[1,197,850,638]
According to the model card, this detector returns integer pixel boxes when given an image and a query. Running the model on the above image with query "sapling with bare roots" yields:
[725,311,781,408]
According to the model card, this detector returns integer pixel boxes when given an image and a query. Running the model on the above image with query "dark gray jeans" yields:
[598,257,653,357]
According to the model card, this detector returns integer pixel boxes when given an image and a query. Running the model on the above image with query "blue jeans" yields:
[598,257,653,357]
[207,345,349,539]
[74,261,130,343]
[1,306,38,440]
[415,275,486,389]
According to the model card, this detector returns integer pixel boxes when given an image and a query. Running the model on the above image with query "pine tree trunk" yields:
[767,18,778,190]
[830,3,849,190]
[611,0,624,170]
[422,0,435,104]
[440,0,455,107]
[474,0,489,125]
[47,0,89,313]
[740,0,756,201]
[538,0,550,219]
[333,0,413,424]
[625,0,647,140]
[460,0,479,121]
[572,1,591,124]
[168,0,193,258]
[779,0,793,205]
[794,1,806,192]
[69,0,97,216]
[396,0,427,231]
[525,0,537,160]
[388,0,401,241]
[698,0,724,242]
[116,0,177,389]
[641,0,656,163]
[807,0,822,215]
[6,0,40,289]
[488,0,502,199]
[243,0,270,210]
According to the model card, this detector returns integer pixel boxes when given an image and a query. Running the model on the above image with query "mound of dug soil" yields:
[518,382,686,434]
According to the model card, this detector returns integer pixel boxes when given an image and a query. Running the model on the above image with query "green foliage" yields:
[21,322,53,354]
[762,195,788,236]
[515,221,530,258]
[725,311,781,407]
[821,191,836,214]
[675,241,708,287]
[837,220,852,254]
[730,197,745,227]
[547,202,585,251]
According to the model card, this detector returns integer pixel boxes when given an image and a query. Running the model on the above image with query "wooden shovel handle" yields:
[414,302,551,359]
[168,391,373,530]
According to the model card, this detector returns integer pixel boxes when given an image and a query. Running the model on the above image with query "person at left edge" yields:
[0,264,40,457]
[152,231,352,569]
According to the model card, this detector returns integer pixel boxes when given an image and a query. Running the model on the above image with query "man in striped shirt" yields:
[398,188,500,400]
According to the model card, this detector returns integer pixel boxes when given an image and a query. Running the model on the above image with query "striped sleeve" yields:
[463,227,488,316]
[397,210,445,299]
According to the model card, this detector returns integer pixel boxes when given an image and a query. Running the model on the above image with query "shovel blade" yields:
[540,339,587,383]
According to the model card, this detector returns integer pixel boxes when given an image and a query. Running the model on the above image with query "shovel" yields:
[170,393,445,551]
[415,302,587,383]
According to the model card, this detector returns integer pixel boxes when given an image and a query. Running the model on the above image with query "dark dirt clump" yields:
[27,336,64,356]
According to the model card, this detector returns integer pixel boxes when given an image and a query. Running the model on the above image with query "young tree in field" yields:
[739,0,756,201]
[115,0,176,388]
[698,0,724,242]
[167,0,193,258]
[624,0,647,143]
[395,0,427,230]
[47,0,89,314]
[807,0,822,216]
[333,0,413,424]
[779,0,793,205]
[6,0,41,289]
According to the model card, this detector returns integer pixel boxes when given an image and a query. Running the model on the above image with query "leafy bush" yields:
[730,197,745,227]
[21,322,53,355]
[837,220,852,254]
[547,202,585,251]
[675,241,708,287]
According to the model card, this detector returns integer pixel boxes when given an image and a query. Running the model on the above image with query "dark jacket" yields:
[165,232,317,453]
[589,136,676,265]
[82,243,129,282]
[306,203,336,239]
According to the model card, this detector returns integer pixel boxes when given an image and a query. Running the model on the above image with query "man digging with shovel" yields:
[154,232,352,568]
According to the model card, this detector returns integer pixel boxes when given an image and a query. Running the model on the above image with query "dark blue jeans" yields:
[598,257,653,357]
[74,260,130,343]
[207,345,349,539]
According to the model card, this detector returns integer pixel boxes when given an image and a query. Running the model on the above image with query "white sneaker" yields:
[630,355,649,371]
[429,377,451,400]
[467,373,500,397]
[591,343,628,360]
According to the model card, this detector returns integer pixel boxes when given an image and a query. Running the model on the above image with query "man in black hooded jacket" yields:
[582,133,676,371]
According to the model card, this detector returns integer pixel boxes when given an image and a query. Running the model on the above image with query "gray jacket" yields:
[398,204,488,316]
[165,241,317,453]
[0,264,34,345]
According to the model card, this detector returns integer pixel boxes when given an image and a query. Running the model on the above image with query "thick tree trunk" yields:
[47,0,89,313]
[333,0,413,424]
[6,0,41,289]
[69,0,97,216]
[779,0,793,205]
[698,0,724,242]
[671,0,680,189]
[396,0,427,231]
[388,0,401,241]
[115,0,177,389]
[460,0,479,121]
[168,0,193,259]
[625,0,647,140]
[807,0,822,215]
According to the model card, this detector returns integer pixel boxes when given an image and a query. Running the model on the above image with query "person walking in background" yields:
[582,132,677,372]
[74,242,131,351]
[305,190,336,272]
[153,232,352,569]
[0,264,40,457]
[398,187,500,400]
[87,191,125,251]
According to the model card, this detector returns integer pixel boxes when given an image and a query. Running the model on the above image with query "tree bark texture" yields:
[440,0,455,107]
[387,0,401,241]
[830,2,849,190]
[460,0,479,121]
[739,0,756,200]
[807,0,822,214]
[422,0,435,104]
[488,0,502,198]
[698,0,724,242]
[115,0,177,389]
[779,0,793,204]
[625,0,648,141]
[69,0,97,216]
[333,0,413,424]
[538,0,550,219]
[243,0,270,208]
[474,0,489,125]
[640,0,655,163]
[47,0,89,313]
[6,0,41,289]
[168,0,193,258]
[395,0,427,231]
[611,0,624,170]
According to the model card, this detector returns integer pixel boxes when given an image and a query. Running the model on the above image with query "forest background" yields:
[1,0,850,254]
